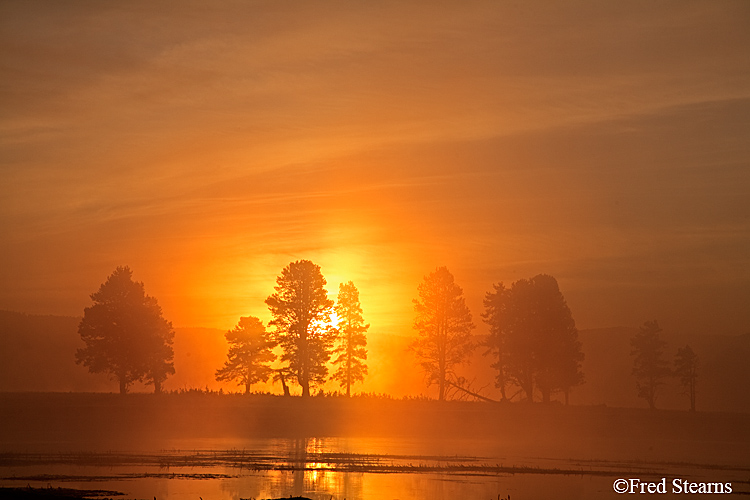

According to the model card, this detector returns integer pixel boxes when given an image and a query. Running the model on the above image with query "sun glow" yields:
[311,311,341,332]
[157,201,430,396]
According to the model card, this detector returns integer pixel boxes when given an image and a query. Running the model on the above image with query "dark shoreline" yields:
[0,486,124,499]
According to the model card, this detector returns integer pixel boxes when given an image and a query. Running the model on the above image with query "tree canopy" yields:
[332,281,369,396]
[265,260,335,397]
[215,316,276,394]
[484,274,583,403]
[75,266,174,394]
[411,266,475,401]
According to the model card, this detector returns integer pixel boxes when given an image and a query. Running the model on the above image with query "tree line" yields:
[75,263,699,410]
[631,319,699,411]
[76,262,369,398]
[409,267,584,404]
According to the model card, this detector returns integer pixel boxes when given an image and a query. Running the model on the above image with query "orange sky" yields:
[2,0,750,356]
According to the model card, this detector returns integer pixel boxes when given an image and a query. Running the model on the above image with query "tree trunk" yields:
[300,329,309,397]
[280,372,291,396]
[346,343,352,397]
[301,357,310,396]
[301,373,310,397]
[438,326,446,401]
[541,388,550,404]
[497,367,508,401]
[523,374,533,402]
[119,377,128,395]
[446,380,499,403]
[690,379,696,412]
[647,379,657,410]
[153,379,162,395]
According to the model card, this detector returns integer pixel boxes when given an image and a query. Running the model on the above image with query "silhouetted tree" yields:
[484,275,583,403]
[674,344,698,412]
[215,316,276,394]
[482,282,509,400]
[265,260,335,397]
[76,266,174,394]
[332,281,369,397]
[631,320,670,410]
[411,266,475,401]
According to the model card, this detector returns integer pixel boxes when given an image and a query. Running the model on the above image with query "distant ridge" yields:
[0,310,228,393]
[0,310,98,392]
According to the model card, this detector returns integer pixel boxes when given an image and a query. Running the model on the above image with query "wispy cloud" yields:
[1,0,749,334]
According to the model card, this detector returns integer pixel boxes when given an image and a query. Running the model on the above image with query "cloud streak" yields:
[1,0,749,336]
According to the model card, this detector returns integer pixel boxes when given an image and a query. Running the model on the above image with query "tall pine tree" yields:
[411,267,475,401]
[674,344,699,412]
[215,316,276,394]
[332,281,369,396]
[266,260,335,397]
[631,320,670,410]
